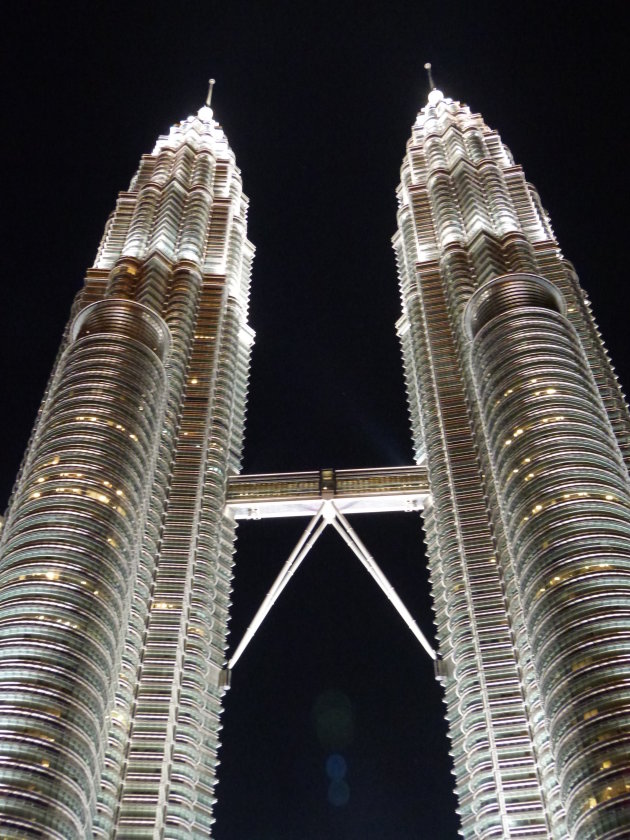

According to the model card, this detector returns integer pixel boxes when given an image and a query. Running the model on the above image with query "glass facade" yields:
[0,103,254,838]
[466,274,630,838]
[394,89,630,838]
[1,81,630,840]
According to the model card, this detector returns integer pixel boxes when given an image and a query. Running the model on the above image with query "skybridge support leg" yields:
[227,506,327,670]
[227,500,437,673]
[329,506,437,660]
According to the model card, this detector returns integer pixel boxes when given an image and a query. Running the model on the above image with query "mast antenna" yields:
[424,62,436,91]
[206,78,215,107]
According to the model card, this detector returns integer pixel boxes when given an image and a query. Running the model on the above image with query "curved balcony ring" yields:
[70,299,171,363]
[463,273,566,341]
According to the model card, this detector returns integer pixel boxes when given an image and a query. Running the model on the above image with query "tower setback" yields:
[0,100,254,838]
[395,86,630,838]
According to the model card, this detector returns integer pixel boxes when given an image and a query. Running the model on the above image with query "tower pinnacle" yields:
[206,77,215,107]
[423,62,444,106]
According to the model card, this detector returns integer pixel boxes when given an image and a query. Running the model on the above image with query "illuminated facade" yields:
[0,98,254,838]
[1,80,630,840]
[394,86,630,838]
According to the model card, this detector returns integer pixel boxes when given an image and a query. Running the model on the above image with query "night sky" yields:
[1,3,628,838]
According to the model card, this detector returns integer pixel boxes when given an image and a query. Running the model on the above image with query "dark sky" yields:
[0,2,628,838]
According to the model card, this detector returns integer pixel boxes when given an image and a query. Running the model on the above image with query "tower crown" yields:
[152,101,227,156]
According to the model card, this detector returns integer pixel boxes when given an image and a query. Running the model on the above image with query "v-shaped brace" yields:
[227,500,436,672]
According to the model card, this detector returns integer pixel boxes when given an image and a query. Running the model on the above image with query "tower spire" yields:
[424,62,435,91]
[206,78,215,107]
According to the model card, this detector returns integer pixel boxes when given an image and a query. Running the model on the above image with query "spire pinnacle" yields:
[206,79,215,108]
[424,62,444,106]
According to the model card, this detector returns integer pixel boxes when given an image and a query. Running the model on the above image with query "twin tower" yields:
[0,81,629,839]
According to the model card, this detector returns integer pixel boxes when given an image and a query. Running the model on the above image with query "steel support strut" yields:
[227,500,436,673]
[329,505,436,660]
[227,505,327,669]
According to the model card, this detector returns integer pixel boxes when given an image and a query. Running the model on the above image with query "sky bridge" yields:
[224,464,438,674]
[225,465,430,519]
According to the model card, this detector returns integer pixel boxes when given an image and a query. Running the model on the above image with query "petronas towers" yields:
[0,79,629,839]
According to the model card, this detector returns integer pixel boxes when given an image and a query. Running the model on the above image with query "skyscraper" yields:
[394,80,630,838]
[1,74,629,840]
[0,92,254,838]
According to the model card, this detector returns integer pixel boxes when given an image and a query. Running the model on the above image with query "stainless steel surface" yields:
[467,273,630,839]
[0,103,255,838]
[394,89,630,838]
